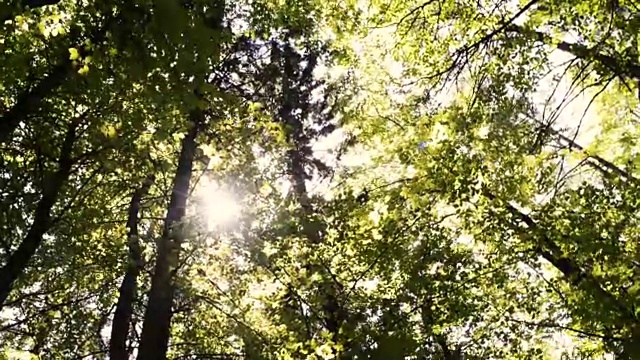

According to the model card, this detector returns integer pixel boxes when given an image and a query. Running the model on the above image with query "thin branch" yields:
[506,316,628,341]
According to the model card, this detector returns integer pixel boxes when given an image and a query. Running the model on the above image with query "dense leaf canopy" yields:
[1,0,639,359]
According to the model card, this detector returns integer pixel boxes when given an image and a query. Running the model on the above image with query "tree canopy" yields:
[1,0,639,359]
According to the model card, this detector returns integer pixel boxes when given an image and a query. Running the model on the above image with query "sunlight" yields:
[196,180,242,230]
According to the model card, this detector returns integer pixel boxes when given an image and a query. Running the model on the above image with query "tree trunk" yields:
[553,128,640,185]
[22,0,60,7]
[109,174,155,360]
[0,18,111,145]
[530,119,640,184]
[0,118,78,307]
[0,62,70,145]
[277,41,345,345]
[136,111,202,360]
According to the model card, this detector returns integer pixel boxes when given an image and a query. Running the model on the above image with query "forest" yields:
[1,0,639,359]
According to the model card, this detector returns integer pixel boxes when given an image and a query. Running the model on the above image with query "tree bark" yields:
[0,63,70,145]
[22,0,60,7]
[136,111,202,360]
[277,41,345,345]
[0,117,78,307]
[109,174,155,360]
[552,128,640,185]
[530,118,640,184]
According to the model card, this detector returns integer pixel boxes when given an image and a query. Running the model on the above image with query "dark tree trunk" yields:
[22,0,61,7]
[0,118,78,307]
[0,18,111,145]
[109,174,155,360]
[277,41,345,344]
[555,41,640,80]
[552,128,640,185]
[136,111,202,360]
[0,63,70,145]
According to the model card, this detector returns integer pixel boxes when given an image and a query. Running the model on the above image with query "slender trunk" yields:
[287,151,344,340]
[0,118,78,307]
[278,42,345,344]
[421,302,462,360]
[532,118,640,184]
[109,174,155,360]
[0,63,70,145]
[22,0,60,7]
[136,111,202,360]
[555,41,640,80]
[552,128,640,185]
[435,335,462,360]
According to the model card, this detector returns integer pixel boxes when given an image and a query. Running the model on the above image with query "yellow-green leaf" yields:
[69,48,80,60]
[101,125,117,138]
[78,64,89,75]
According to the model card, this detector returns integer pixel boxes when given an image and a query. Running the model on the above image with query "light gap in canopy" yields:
[194,177,242,232]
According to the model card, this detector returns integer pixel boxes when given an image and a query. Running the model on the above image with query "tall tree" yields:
[276,38,348,348]
[110,174,155,360]
[136,111,203,360]
[0,115,80,306]
[3,0,640,358]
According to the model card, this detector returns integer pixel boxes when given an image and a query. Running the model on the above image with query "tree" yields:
[0,114,79,306]
[2,0,640,358]
[110,174,154,360]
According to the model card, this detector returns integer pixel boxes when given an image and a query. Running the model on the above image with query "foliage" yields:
[1,0,640,359]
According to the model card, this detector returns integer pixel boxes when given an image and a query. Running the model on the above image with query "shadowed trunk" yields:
[529,118,640,184]
[109,174,155,360]
[506,201,640,355]
[0,117,78,307]
[0,63,70,145]
[421,301,463,360]
[136,111,202,360]
[21,0,60,6]
[277,40,346,345]
[553,128,640,185]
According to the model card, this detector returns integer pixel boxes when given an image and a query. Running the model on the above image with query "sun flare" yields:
[197,180,242,230]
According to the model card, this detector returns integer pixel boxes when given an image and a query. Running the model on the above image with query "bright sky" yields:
[194,179,243,231]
